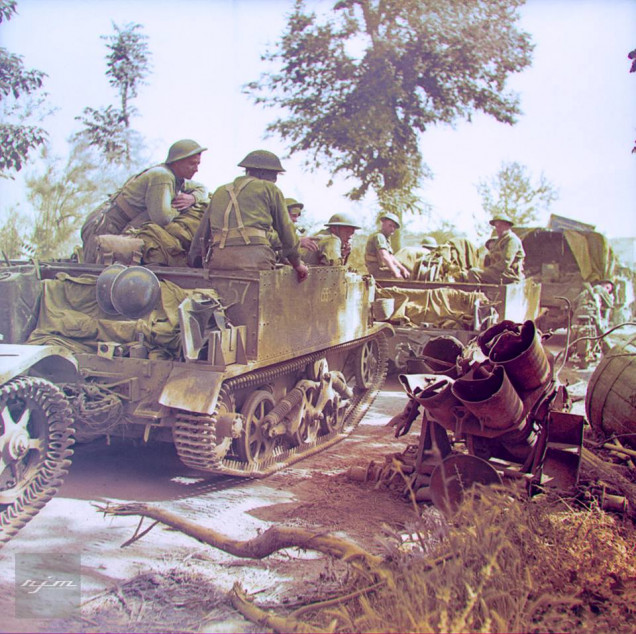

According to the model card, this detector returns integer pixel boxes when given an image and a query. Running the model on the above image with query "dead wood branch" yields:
[99,502,383,573]
[230,582,333,634]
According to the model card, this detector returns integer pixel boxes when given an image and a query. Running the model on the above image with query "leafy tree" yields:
[75,22,151,163]
[0,207,31,258]
[247,0,533,222]
[476,161,558,229]
[0,0,49,176]
[22,138,145,258]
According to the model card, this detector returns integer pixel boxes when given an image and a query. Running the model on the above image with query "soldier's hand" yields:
[172,192,196,210]
[294,262,309,283]
[300,236,319,252]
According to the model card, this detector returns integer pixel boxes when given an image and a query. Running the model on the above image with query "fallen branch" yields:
[98,503,383,571]
[230,582,334,634]
[97,502,389,632]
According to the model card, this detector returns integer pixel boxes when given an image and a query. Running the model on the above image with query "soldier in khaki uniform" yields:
[81,139,208,263]
[365,212,410,279]
[300,213,360,266]
[188,150,308,283]
[463,216,525,284]
[270,198,319,258]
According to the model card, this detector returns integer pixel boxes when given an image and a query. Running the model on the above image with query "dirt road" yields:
[0,325,620,633]
[0,375,420,633]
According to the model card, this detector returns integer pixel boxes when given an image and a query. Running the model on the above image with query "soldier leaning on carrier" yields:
[80,140,209,266]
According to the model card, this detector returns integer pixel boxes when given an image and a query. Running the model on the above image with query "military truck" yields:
[0,261,392,544]
[516,227,616,331]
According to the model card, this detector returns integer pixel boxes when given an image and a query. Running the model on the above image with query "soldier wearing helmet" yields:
[300,213,361,266]
[364,212,410,279]
[270,198,319,257]
[463,215,525,284]
[188,150,308,282]
[81,139,208,263]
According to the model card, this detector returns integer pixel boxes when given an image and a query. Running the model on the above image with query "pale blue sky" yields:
[1,0,635,241]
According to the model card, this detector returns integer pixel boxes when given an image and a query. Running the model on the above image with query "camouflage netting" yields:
[377,285,488,329]
[27,273,220,359]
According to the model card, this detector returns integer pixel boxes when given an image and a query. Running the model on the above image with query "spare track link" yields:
[173,330,389,477]
[0,377,75,546]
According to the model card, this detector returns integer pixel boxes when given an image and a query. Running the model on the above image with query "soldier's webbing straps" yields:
[104,165,157,222]
[218,178,255,249]
[112,193,138,221]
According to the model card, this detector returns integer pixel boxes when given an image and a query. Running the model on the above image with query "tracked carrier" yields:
[0,262,391,543]
[373,277,541,372]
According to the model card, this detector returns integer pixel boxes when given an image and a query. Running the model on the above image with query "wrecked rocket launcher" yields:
[381,319,585,512]
[0,261,392,545]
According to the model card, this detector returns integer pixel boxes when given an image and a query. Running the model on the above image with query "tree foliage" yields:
[0,0,49,176]
[476,161,558,228]
[0,207,31,259]
[22,139,143,259]
[75,21,151,163]
[247,0,533,217]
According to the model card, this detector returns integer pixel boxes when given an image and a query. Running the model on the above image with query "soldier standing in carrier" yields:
[364,212,410,279]
[300,213,361,266]
[463,216,525,284]
[188,150,308,282]
[81,140,208,263]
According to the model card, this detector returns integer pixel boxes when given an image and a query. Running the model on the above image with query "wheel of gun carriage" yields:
[234,390,278,464]
[0,377,75,545]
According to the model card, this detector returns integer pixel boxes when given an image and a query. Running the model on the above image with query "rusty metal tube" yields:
[480,320,551,392]
[412,377,462,430]
[451,365,524,431]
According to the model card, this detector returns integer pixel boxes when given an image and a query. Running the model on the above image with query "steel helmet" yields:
[238,150,285,172]
[110,266,161,319]
[421,236,437,249]
[96,264,127,315]
[489,215,514,227]
[325,213,361,229]
[285,197,304,211]
[380,212,401,228]
[166,139,207,164]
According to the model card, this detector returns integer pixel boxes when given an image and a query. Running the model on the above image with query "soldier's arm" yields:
[146,180,178,226]
[379,249,408,278]
[181,180,209,205]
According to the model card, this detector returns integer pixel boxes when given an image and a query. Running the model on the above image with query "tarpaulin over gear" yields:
[27,273,220,359]
[562,229,615,282]
[515,227,615,283]
[129,203,207,267]
[377,285,488,329]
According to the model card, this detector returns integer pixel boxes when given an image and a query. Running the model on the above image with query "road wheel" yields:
[235,390,276,465]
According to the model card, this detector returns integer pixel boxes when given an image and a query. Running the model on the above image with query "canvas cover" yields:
[377,285,488,329]
[27,273,220,359]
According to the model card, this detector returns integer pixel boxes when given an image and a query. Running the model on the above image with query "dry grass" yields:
[303,486,636,633]
[92,482,636,634]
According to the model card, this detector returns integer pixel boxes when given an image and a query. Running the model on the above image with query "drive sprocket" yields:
[0,376,75,546]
